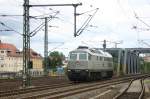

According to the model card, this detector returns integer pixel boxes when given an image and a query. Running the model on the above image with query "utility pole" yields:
[23,0,30,87]
[74,5,77,37]
[44,17,48,76]
[103,40,106,51]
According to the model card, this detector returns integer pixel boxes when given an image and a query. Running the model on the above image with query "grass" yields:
[144,79,150,83]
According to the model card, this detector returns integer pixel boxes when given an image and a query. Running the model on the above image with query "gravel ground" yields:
[0,76,70,91]
[62,83,127,99]
[144,78,150,99]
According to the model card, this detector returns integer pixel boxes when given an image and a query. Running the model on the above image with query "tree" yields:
[48,51,65,69]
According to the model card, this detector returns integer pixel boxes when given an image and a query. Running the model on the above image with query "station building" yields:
[0,40,43,77]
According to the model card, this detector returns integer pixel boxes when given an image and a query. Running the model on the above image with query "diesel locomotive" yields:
[67,46,113,81]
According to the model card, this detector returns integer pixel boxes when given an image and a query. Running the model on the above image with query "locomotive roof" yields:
[70,48,112,58]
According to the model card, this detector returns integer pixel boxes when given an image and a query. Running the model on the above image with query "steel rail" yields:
[139,79,145,99]
[1,74,149,98]
[113,76,148,99]
[19,74,150,99]
[0,82,73,97]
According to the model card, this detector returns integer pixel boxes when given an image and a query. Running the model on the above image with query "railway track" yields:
[113,78,146,99]
[1,74,149,99]
[0,74,143,92]
[0,76,68,91]
[0,82,73,97]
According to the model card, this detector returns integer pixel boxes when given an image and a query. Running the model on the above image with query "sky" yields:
[0,0,150,56]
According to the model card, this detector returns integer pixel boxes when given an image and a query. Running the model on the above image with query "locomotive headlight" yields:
[67,69,71,72]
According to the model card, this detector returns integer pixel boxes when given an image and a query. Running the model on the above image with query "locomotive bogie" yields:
[67,69,113,81]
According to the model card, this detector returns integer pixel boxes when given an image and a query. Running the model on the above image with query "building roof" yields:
[30,49,42,58]
[0,41,20,57]
[0,42,19,52]
[0,40,42,58]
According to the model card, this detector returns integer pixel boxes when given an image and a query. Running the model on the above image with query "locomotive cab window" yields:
[88,54,91,60]
[79,53,87,60]
[70,53,77,60]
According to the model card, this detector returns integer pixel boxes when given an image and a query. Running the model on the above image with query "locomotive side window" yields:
[79,53,87,60]
[88,54,91,60]
[97,56,98,60]
[104,57,106,61]
[99,57,102,61]
[70,53,77,60]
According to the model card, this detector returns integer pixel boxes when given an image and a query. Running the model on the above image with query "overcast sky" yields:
[0,0,150,56]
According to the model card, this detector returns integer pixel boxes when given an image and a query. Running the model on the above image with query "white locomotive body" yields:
[67,46,113,81]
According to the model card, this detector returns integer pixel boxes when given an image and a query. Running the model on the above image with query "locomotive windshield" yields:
[69,52,87,60]
[70,53,77,60]
[79,53,87,60]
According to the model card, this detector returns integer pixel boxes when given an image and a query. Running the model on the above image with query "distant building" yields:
[62,57,68,68]
[142,53,150,62]
[29,49,43,76]
[0,40,22,72]
[0,40,43,77]
[143,56,150,62]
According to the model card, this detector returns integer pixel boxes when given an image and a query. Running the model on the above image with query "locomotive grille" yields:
[68,61,88,69]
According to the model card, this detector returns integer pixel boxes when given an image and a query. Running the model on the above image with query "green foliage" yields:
[140,61,145,73]
[113,58,117,71]
[143,61,150,73]
[48,51,65,69]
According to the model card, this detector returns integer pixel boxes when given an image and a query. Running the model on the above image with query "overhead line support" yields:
[23,0,30,88]
[23,1,82,85]
[28,3,82,37]
[28,3,82,7]
[44,17,48,76]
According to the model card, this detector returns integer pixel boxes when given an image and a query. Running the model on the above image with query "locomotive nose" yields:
[76,61,80,64]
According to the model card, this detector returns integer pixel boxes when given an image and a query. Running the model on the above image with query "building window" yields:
[0,57,4,60]
[1,65,4,67]
[1,51,4,53]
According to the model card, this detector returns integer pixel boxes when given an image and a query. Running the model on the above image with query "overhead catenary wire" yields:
[0,14,24,25]
[0,29,13,32]
[0,15,23,17]
[134,11,150,29]
[76,8,99,16]
[49,42,65,52]
[30,11,59,37]
[76,8,99,36]
[117,0,150,48]
[29,0,55,17]
[0,21,22,35]
[0,0,60,36]
[132,11,150,48]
